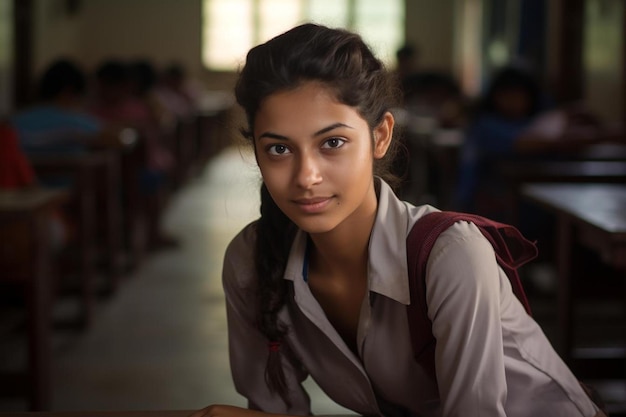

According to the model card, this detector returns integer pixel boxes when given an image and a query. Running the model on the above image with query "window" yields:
[202,0,405,71]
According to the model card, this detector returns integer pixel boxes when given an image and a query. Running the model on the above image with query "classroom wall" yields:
[582,0,624,123]
[32,0,83,80]
[79,0,203,75]
[0,0,13,115]
[29,0,459,92]
[405,0,456,73]
[31,0,206,84]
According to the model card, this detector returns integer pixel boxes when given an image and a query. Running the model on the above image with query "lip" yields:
[292,196,333,213]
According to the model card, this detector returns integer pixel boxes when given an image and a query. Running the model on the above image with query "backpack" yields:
[405,211,538,379]
[404,211,608,415]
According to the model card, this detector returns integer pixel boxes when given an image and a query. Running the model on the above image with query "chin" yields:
[290,216,339,235]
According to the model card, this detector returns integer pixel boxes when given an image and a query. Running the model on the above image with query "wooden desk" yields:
[30,151,125,322]
[499,160,626,225]
[0,411,354,417]
[521,183,626,365]
[569,143,626,161]
[0,188,69,411]
[500,160,626,184]
[0,412,192,417]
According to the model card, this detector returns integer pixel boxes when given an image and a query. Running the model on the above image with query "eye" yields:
[267,143,291,156]
[322,137,346,149]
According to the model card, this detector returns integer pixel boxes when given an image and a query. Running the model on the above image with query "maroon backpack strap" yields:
[406,211,538,378]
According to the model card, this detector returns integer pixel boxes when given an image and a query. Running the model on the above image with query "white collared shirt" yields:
[222,179,598,417]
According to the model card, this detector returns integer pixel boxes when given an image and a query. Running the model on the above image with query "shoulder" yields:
[429,219,495,265]
[423,219,501,298]
[407,212,496,273]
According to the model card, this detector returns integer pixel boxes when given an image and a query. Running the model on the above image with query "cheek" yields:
[330,149,374,190]
[259,164,285,188]
[350,145,376,175]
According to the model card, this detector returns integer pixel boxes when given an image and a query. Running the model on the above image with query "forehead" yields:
[254,82,367,134]
[260,82,338,112]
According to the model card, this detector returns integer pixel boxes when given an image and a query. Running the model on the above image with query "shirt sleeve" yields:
[222,224,311,415]
[424,221,508,417]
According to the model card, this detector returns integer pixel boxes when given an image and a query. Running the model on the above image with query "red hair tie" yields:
[269,341,281,352]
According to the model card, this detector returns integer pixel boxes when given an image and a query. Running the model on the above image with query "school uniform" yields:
[222,178,600,417]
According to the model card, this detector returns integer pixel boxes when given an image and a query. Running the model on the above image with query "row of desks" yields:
[0,109,233,411]
[0,146,135,410]
[0,188,70,410]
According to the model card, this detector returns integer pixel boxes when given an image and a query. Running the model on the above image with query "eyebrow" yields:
[258,122,353,141]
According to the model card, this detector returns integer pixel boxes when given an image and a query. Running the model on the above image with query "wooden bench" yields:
[29,151,124,324]
[0,188,69,410]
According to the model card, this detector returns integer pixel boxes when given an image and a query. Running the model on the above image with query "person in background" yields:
[90,59,176,250]
[191,23,605,417]
[0,121,69,251]
[11,58,119,155]
[0,121,37,189]
[454,65,622,216]
[454,65,544,215]
[129,59,177,131]
[153,63,198,120]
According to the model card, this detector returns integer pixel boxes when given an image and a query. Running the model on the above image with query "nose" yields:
[295,152,322,190]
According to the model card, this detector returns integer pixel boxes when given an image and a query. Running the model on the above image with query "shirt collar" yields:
[368,178,411,304]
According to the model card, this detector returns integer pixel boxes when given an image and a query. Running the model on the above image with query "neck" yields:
[308,191,378,281]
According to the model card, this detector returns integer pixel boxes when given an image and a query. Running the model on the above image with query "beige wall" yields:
[405,0,456,73]
[33,0,83,78]
[582,0,624,123]
[78,0,202,75]
[30,1,458,91]
[32,0,236,90]
[0,0,13,115]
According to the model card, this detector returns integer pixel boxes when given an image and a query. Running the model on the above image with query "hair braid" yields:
[255,184,296,404]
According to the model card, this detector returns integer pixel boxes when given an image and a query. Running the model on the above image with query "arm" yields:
[194,225,310,416]
[425,221,508,417]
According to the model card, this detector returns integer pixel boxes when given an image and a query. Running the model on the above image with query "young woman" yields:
[192,24,605,417]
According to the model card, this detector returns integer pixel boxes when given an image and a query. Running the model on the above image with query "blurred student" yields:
[129,59,177,131]
[454,65,620,215]
[11,59,119,155]
[0,121,69,250]
[455,66,544,214]
[90,59,176,249]
[153,63,200,120]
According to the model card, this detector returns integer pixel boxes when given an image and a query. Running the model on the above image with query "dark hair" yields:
[234,23,400,404]
[129,60,158,95]
[481,65,542,117]
[38,59,86,101]
[95,60,131,86]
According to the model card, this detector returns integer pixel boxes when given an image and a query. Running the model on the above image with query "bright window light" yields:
[202,0,405,71]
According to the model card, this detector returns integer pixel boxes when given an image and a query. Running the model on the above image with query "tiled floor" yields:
[0,145,351,414]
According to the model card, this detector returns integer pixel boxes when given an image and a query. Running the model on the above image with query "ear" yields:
[373,111,395,159]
